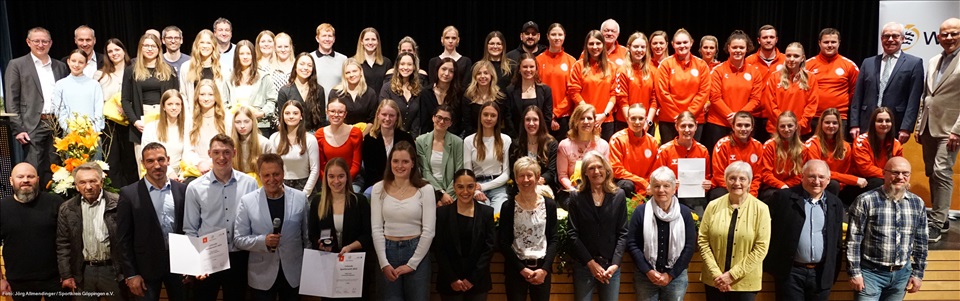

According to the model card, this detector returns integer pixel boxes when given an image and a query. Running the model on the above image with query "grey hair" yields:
[882,22,905,36]
[74,25,95,38]
[649,166,677,185]
[724,161,753,181]
[601,19,620,33]
[72,162,104,180]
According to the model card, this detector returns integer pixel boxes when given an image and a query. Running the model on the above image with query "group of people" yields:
[1,14,958,301]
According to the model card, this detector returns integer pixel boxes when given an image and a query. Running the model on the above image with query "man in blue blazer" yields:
[849,22,925,144]
[234,153,309,300]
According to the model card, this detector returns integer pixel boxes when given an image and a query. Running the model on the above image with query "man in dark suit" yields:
[4,27,69,186]
[764,160,844,301]
[60,25,104,77]
[115,143,187,301]
[849,21,925,144]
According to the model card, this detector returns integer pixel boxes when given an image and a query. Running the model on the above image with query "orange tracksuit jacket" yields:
[538,49,578,119]
[805,54,860,119]
[852,133,904,179]
[760,138,808,188]
[708,61,764,127]
[804,136,858,187]
[745,49,786,117]
[653,138,711,183]
[617,66,658,123]
[763,70,820,135]
[568,60,623,123]
[609,129,660,195]
[711,136,763,196]
[656,55,710,124]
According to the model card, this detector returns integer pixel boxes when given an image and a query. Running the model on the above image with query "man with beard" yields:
[506,21,547,64]
[0,163,67,301]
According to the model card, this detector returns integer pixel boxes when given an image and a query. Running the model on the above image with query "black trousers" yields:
[7,278,68,301]
[195,251,250,301]
[503,266,552,301]
[704,285,757,301]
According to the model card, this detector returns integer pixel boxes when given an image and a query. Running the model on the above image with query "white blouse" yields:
[463,134,512,191]
[269,132,320,195]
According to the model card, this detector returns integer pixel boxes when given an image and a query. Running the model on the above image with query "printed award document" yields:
[169,228,231,276]
[299,249,366,298]
[677,158,706,198]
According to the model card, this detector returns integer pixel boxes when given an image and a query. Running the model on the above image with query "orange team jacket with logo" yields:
[745,49,786,117]
[538,49,578,119]
[609,129,660,195]
[712,136,764,196]
[760,138,808,189]
[763,71,820,135]
[567,60,624,123]
[708,61,764,127]
[617,65,658,123]
[656,55,710,124]
[580,44,629,67]
[852,133,904,179]
[653,138,711,183]
[805,54,860,119]
[804,136,858,187]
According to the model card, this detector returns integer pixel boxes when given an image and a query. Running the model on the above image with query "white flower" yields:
[95,160,110,171]
[556,208,569,220]
[52,168,70,182]
[53,176,74,194]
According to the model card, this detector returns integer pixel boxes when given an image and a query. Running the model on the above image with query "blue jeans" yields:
[479,185,507,214]
[855,264,912,301]
[633,269,688,301]
[378,237,431,301]
[573,264,621,301]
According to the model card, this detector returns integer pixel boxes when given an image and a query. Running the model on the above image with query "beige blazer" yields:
[916,50,960,138]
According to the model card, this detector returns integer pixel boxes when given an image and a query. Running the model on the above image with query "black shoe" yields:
[929,227,942,243]
[942,220,950,233]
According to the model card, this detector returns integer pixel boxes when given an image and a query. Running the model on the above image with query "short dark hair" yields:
[141,142,167,158]
[758,24,777,37]
[257,153,284,172]
[210,133,235,149]
[819,28,840,41]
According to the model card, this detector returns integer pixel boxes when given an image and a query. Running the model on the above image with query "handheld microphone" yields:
[270,218,281,252]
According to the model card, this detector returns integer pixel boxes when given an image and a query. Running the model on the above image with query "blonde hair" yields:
[157,89,184,143]
[368,99,402,138]
[567,103,597,139]
[231,106,263,173]
[315,23,335,36]
[779,42,810,90]
[464,60,503,103]
[577,151,618,193]
[625,32,653,78]
[332,58,368,98]
[773,111,804,176]
[185,30,223,84]
[255,30,276,65]
[353,27,383,65]
[317,158,355,219]
[189,79,228,146]
[133,34,174,81]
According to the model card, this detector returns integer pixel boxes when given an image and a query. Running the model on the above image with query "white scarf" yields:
[643,196,685,269]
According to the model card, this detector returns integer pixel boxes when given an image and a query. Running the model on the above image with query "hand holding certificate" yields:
[299,249,366,298]
[169,228,231,276]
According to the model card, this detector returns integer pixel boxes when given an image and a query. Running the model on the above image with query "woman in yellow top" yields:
[698,161,770,300]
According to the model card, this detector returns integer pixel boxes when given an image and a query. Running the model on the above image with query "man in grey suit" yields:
[916,17,960,243]
[849,22,925,144]
[234,153,308,301]
[4,27,68,186]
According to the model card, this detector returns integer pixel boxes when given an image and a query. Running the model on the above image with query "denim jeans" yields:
[573,264,621,301]
[378,237,431,301]
[633,269,688,301]
[479,185,508,214]
[855,264,912,301]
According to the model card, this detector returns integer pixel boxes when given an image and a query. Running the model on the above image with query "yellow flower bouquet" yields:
[50,114,113,195]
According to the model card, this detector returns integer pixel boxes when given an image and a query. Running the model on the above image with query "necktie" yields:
[878,55,892,107]
[724,208,739,271]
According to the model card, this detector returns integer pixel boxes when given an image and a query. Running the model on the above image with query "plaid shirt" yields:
[847,187,928,278]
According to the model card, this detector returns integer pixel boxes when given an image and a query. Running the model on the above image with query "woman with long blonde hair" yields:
[461,60,504,136]
[569,30,622,140]
[255,30,276,72]
[763,42,819,138]
[557,104,611,191]
[231,106,272,173]
[364,99,416,198]
[178,29,229,113]
[184,79,233,175]
[463,101,512,214]
[141,90,186,180]
[760,111,807,200]
[121,33,179,173]
[329,58,377,124]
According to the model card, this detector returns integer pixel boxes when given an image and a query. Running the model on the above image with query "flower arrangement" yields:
[49,114,113,196]
[625,193,646,222]
[554,207,574,274]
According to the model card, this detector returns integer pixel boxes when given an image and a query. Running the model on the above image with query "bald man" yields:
[0,163,67,301]
[765,160,844,301]
[846,157,927,300]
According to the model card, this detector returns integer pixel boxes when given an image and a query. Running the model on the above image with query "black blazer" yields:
[764,185,844,289]
[432,201,495,295]
[361,130,415,190]
[625,201,697,280]
[498,197,559,273]
[277,84,326,131]
[508,139,559,194]
[566,188,628,268]
[307,192,372,252]
[419,85,463,135]
[120,66,179,143]
[504,83,553,137]
[115,179,186,281]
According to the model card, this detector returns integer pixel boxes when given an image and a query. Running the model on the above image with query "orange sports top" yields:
[711,136,764,196]
[707,61,764,127]
[653,138,711,183]
[617,65,658,123]
[567,60,623,123]
[656,54,710,124]
[537,49,578,118]
[852,133,904,179]
[763,70,820,135]
[745,49,786,117]
[805,54,860,119]
[760,138,808,189]
[609,129,660,196]
[804,136,858,187]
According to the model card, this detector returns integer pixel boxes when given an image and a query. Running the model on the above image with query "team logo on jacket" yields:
[729,154,737,161]
[691,69,700,77]
[835,68,845,76]
[560,63,568,71]
[750,154,759,163]
[743,73,752,81]
[775,64,784,72]
[615,58,624,66]
[644,149,652,158]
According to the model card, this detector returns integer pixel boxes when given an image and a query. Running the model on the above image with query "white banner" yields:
[879,1,960,62]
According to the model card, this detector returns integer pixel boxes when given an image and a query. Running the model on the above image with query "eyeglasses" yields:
[327,110,346,116]
[884,170,911,177]
[434,115,452,123]
[940,31,960,39]
[29,39,51,46]
[881,34,902,40]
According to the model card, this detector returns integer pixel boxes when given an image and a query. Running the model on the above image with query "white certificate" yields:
[299,249,366,298]
[168,228,231,276]
[677,158,706,198]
